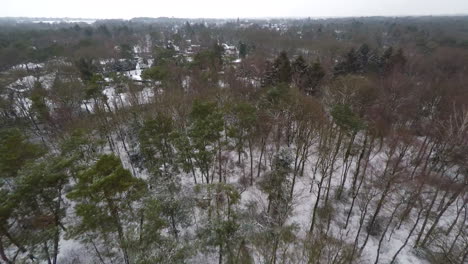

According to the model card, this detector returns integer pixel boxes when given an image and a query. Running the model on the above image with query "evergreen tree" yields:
[29,81,50,123]
[257,150,298,264]
[74,58,96,82]
[274,51,292,84]
[334,48,360,76]
[262,51,292,87]
[227,102,257,184]
[196,183,244,264]
[8,156,71,264]
[67,154,146,264]
[307,61,325,94]
[291,55,309,90]
[238,42,247,59]
[189,100,224,183]
[292,56,325,94]
[259,149,294,225]
[0,130,45,263]
[139,113,176,179]
[0,129,44,179]
[356,43,371,71]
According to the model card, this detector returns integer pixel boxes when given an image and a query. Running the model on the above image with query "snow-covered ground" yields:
[2,39,464,264]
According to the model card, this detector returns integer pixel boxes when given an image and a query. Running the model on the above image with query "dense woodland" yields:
[0,16,468,264]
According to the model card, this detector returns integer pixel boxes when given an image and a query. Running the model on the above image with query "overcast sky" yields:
[3,0,468,19]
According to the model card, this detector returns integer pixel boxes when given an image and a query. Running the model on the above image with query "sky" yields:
[2,0,468,19]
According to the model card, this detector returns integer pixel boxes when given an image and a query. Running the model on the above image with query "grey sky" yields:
[3,0,468,19]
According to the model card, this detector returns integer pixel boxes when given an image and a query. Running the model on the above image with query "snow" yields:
[31,19,96,24]
[49,126,464,264]
[1,27,461,264]
[10,62,44,71]
[226,138,459,264]
[6,73,56,91]
[125,69,142,81]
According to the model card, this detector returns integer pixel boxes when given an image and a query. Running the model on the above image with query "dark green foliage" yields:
[259,150,293,225]
[275,51,292,84]
[67,154,146,264]
[142,65,169,82]
[0,148,74,263]
[292,56,325,94]
[133,197,190,263]
[334,48,362,76]
[380,47,406,73]
[11,157,70,262]
[84,74,105,100]
[67,154,146,234]
[139,113,176,178]
[172,130,196,177]
[196,184,244,264]
[0,129,44,179]
[238,42,247,58]
[184,21,195,37]
[60,129,103,159]
[75,58,96,82]
[97,25,111,37]
[292,55,308,74]
[331,104,365,132]
[192,44,224,71]
[68,154,146,201]
[119,44,134,59]
[190,100,224,143]
[262,51,293,87]
[30,81,50,122]
[189,100,224,183]
[152,46,178,67]
[227,102,257,162]
[335,45,407,76]
[264,83,291,108]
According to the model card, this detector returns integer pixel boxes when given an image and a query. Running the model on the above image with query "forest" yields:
[0,16,467,264]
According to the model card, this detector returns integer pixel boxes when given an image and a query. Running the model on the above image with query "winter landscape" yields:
[1,1,468,264]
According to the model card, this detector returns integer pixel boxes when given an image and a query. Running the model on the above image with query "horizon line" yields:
[1,14,468,21]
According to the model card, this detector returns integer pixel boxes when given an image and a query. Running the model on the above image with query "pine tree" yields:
[306,62,325,94]
[189,100,224,183]
[139,113,176,179]
[274,51,292,84]
[29,81,50,123]
[9,156,71,264]
[334,48,360,76]
[227,102,257,184]
[239,42,247,59]
[67,154,146,264]
[291,55,308,90]
[262,51,292,87]
[0,129,44,179]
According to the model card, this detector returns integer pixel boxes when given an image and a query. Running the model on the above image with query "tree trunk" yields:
[338,131,357,200]
[448,205,467,256]
[390,206,424,264]
[420,189,461,247]
[349,193,373,263]
[257,137,266,178]
[106,198,130,264]
[324,128,343,208]
[345,135,373,229]
[309,174,326,234]
[414,188,439,248]
[249,139,254,185]
[0,239,13,264]
[446,203,465,236]
[374,201,402,264]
